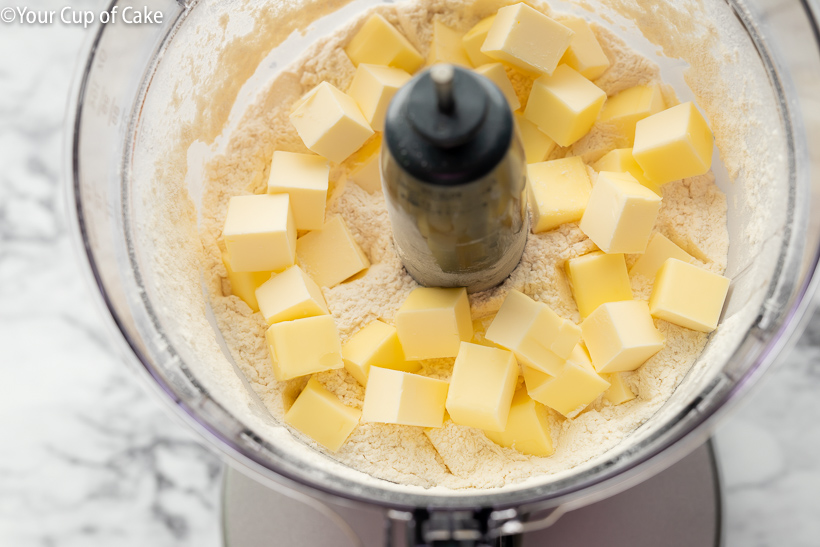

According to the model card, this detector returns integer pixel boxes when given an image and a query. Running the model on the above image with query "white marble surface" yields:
[1,0,820,545]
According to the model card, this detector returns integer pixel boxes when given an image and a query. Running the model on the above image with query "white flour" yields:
[197,0,732,489]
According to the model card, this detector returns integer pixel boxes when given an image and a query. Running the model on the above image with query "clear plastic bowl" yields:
[67,0,820,540]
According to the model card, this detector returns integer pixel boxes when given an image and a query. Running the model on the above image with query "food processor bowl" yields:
[67,0,820,542]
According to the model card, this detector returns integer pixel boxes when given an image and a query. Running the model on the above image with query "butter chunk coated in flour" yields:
[342,320,419,386]
[265,315,343,381]
[481,3,574,76]
[362,367,449,428]
[395,287,472,360]
[446,342,519,432]
[296,215,370,288]
[285,377,361,452]
[222,194,296,273]
[485,290,580,376]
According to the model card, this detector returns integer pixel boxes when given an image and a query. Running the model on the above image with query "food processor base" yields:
[222,441,721,546]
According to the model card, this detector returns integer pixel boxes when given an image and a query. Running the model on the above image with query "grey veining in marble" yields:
[2,0,820,545]
[0,1,223,545]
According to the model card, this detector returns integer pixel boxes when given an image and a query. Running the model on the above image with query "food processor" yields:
[67,0,820,544]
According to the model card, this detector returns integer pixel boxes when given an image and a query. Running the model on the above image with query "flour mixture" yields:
[197,0,729,489]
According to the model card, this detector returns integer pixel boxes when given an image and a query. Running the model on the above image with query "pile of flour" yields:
[198,0,729,489]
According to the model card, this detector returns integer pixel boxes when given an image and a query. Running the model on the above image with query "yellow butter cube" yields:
[348,135,382,194]
[285,376,361,452]
[345,14,425,73]
[462,15,496,67]
[395,287,472,360]
[446,342,519,432]
[362,367,449,427]
[592,148,660,194]
[267,151,329,231]
[601,84,665,142]
[484,390,554,456]
[481,3,574,76]
[296,215,370,288]
[579,171,662,254]
[266,315,343,381]
[255,265,328,325]
[428,20,472,67]
[581,300,665,373]
[565,251,633,319]
[524,64,606,147]
[474,63,520,111]
[221,252,272,312]
[633,102,714,185]
[629,233,694,280]
[348,64,412,132]
[514,112,557,164]
[601,373,636,405]
[649,258,730,332]
[485,290,580,376]
[342,320,419,386]
[523,344,610,417]
[559,18,610,80]
[289,82,374,164]
[527,156,592,233]
[223,194,296,273]
[351,151,381,193]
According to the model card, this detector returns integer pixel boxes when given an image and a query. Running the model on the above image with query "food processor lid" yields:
[384,64,514,186]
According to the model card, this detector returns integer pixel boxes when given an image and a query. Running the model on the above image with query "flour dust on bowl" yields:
[68,0,820,543]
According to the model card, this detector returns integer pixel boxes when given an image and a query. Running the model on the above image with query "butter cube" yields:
[633,102,714,185]
[649,258,730,332]
[267,151,329,231]
[255,265,328,325]
[296,215,370,288]
[345,14,425,73]
[581,300,665,373]
[428,20,472,67]
[285,376,361,452]
[565,251,633,319]
[527,156,592,233]
[559,18,610,80]
[266,315,343,381]
[601,373,636,405]
[395,287,472,360]
[221,252,272,312]
[348,134,382,194]
[515,112,557,164]
[600,84,665,142]
[579,171,662,253]
[223,194,296,273]
[523,344,610,417]
[525,64,607,147]
[484,390,554,456]
[474,63,520,111]
[290,82,374,164]
[592,148,660,194]
[342,320,419,386]
[446,342,519,432]
[348,64,412,132]
[462,15,496,67]
[485,290,581,376]
[361,367,449,427]
[629,233,694,280]
[481,3,574,76]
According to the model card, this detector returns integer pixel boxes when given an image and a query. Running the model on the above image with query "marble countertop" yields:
[1,0,819,545]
